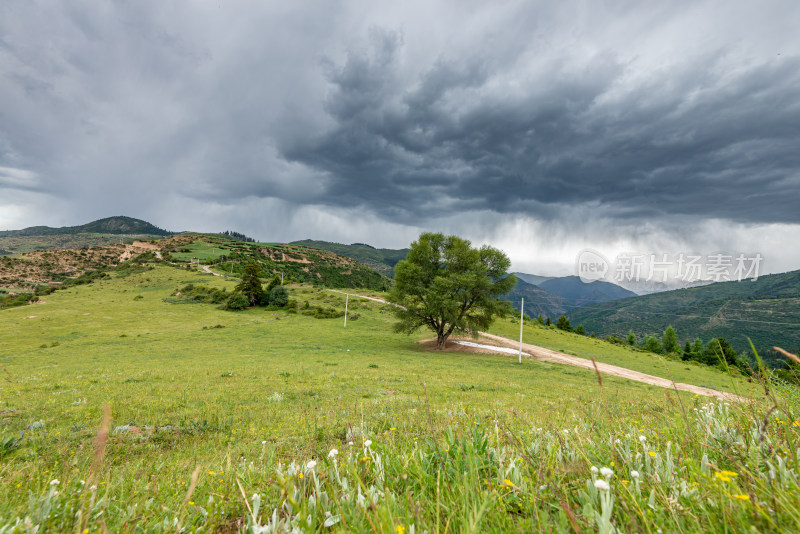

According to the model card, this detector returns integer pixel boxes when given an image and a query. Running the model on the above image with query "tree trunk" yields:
[436,331,448,350]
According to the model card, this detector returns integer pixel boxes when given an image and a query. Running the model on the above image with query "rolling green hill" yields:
[291,239,408,277]
[0,232,392,292]
[165,235,391,290]
[0,216,171,256]
[0,215,171,237]
[569,269,800,355]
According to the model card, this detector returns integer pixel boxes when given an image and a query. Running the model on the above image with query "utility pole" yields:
[344,293,349,327]
[519,298,524,364]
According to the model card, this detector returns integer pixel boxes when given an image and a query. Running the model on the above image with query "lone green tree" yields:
[236,263,265,306]
[663,325,680,354]
[627,330,637,345]
[389,233,516,350]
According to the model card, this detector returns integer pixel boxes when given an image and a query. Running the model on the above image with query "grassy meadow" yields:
[0,264,797,532]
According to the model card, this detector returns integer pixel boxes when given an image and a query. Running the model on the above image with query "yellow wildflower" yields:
[648,451,657,457]
[733,494,750,501]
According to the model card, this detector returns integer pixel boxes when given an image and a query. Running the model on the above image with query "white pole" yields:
[519,298,524,364]
[281,272,284,285]
[344,293,349,327]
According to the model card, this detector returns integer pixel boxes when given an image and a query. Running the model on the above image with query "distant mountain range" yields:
[0,216,171,237]
[504,273,638,319]
[569,269,800,355]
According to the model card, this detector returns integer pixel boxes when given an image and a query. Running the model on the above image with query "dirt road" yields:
[476,332,739,401]
[201,265,221,276]
[329,290,741,401]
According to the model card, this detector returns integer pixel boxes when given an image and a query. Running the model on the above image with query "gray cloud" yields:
[286,26,800,224]
[0,0,799,273]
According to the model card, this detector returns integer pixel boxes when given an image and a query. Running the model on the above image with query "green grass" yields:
[169,240,233,261]
[0,265,796,532]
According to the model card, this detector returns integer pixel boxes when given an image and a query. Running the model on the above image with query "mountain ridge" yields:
[569,269,800,354]
[0,216,171,237]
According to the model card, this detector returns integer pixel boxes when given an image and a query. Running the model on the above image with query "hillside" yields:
[0,216,171,237]
[503,278,569,319]
[569,269,800,354]
[167,235,391,290]
[291,239,408,277]
[0,216,171,256]
[0,233,391,291]
[538,275,638,306]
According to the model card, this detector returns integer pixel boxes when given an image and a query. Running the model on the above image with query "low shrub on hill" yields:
[164,283,229,305]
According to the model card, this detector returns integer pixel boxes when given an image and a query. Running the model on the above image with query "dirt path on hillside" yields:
[476,333,740,401]
[201,265,221,276]
[329,290,741,401]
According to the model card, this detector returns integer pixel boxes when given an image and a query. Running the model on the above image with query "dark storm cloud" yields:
[0,0,798,256]
[286,29,800,224]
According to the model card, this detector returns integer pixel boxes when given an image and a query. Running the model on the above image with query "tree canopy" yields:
[235,262,265,306]
[388,232,516,349]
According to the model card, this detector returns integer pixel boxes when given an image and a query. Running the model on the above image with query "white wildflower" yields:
[630,470,640,479]
[364,440,372,448]
[590,466,599,474]
[594,479,610,491]
[306,460,317,470]
[49,479,60,486]
[600,467,614,479]
[639,435,647,443]
[328,449,339,458]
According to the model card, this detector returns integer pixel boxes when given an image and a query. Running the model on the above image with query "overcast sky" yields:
[1,0,799,276]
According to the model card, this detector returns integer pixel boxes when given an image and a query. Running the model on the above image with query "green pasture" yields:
[0,265,791,532]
